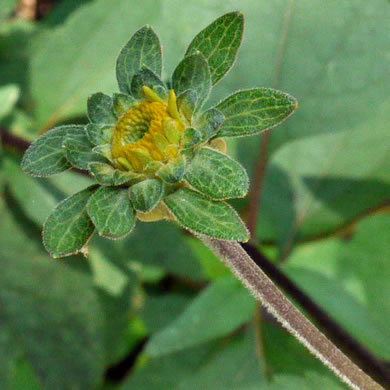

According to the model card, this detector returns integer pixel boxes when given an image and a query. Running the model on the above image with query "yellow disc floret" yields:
[111,87,186,173]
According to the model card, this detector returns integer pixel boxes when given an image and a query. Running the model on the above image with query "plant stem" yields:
[201,237,384,390]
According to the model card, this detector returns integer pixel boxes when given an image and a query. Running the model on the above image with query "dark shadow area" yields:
[257,164,297,249]
[39,0,95,26]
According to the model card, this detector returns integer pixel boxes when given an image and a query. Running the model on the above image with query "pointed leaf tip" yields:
[116,25,162,93]
[186,12,244,85]
[21,125,82,177]
[87,186,135,239]
[172,52,211,114]
[216,88,298,138]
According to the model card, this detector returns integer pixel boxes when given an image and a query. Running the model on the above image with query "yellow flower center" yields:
[111,87,186,173]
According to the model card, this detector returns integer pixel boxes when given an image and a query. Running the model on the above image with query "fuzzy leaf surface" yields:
[113,93,136,117]
[216,88,297,137]
[128,179,164,212]
[185,11,244,85]
[131,66,167,99]
[116,25,162,94]
[87,93,116,124]
[87,186,135,239]
[195,108,224,141]
[158,156,186,184]
[85,123,114,146]
[88,162,142,186]
[172,53,211,113]
[43,185,97,258]
[63,129,104,170]
[185,147,248,200]
[21,125,81,177]
[164,188,248,241]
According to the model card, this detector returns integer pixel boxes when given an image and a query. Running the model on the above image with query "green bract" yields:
[21,12,297,258]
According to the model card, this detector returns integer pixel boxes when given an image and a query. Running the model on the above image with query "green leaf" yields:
[177,89,197,122]
[21,125,81,177]
[43,185,97,258]
[158,156,186,184]
[131,66,167,99]
[185,147,248,200]
[185,11,244,85]
[172,53,211,113]
[145,276,255,357]
[0,198,105,389]
[113,93,136,117]
[29,0,161,128]
[182,128,202,149]
[5,155,92,226]
[63,128,104,170]
[128,179,164,212]
[92,143,113,163]
[164,188,249,241]
[88,162,142,186]
[85,123,114,146]
[123,330,264,390]
[194,108,224,141]
[269,373,345,390]
[141,294,192,334]
[216,88,297,137]
[285,214,390,360]
[102,220,205,281]
[116,25,162,94]
[87,186,135,239]
[0,84,19,120]
[87,92,116,124]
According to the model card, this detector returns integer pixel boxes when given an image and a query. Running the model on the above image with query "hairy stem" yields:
[201,237,384,390]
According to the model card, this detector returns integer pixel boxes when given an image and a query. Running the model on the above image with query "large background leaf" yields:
[0,195,105,389]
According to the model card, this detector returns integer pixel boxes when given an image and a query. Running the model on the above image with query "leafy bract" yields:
[185,147,248,200]
[128,179,164,212]
[63,129,104,170]
[186,11,244,85]
[113,93,136,117]
[88,162,142,186]
[164,188,249,241]
[172,53,211,113]
[157,156,186,184]
[87,186,135,239]
[21,125,81,177]
[195,108,224,141]
[216,88,297,137]
[87,92,116,124]
[131,66,167,99]
[116,25,162,94]
[43,185,97,258]
[85,123,114,146]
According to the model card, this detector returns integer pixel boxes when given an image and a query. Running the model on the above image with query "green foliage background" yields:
[0,0,389,389]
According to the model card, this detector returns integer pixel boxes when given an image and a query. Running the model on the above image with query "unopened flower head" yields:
[21,12,297,258]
